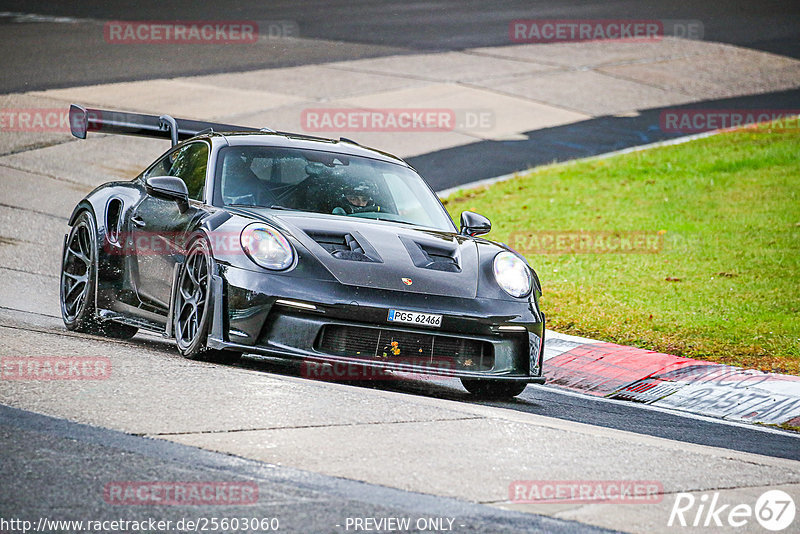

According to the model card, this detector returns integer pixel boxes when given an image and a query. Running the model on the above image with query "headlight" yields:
[240,223,294,270]
[493,251,532,297]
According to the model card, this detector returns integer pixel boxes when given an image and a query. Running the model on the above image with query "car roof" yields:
[202,131,411,168]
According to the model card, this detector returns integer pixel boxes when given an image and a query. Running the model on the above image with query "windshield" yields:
[213,145,455,232]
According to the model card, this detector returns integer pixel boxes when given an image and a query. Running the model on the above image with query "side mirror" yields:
[460,211,491,237]
[145,176,189,213]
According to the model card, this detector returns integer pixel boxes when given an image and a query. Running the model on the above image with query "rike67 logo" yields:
[669,490,795,531]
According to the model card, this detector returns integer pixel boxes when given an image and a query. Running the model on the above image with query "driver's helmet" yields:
[342,181,375,209]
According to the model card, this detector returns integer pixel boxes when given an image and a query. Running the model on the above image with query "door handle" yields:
[131,215,146,227]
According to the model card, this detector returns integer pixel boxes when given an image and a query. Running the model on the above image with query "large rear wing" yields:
[69,104,261,146]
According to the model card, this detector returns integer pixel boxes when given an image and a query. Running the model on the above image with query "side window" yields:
[168,143,209,201]
[144,142,209,201]
[144,153,172,178]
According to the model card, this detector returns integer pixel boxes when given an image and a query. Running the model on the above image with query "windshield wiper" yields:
[226,204,298,211]
[374,217,415,226]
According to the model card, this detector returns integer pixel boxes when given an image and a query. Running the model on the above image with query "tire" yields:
[460,378,528,399]
[60,210,138,339]
[173,237,241,364]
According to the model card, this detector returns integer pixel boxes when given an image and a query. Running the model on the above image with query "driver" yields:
[345,184,371,208]
[335,182,380,214]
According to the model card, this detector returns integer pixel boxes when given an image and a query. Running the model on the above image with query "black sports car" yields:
[60,105,545,398]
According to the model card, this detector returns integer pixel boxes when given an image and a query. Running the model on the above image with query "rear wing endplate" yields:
[69,104,259,146]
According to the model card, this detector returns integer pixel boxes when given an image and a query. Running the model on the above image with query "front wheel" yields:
[460,378,528,399]
[173,238,240,364]
[60,210,138,339]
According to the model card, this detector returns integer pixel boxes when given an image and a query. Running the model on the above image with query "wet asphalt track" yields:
[0,404,609,534]
[1,315,798,532]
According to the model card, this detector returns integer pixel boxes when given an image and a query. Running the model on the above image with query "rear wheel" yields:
[60,210,138,339]
[460,378,527,399]
[174,238,240,363]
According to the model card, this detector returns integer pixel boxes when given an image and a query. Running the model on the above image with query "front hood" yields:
[247,210,480,298]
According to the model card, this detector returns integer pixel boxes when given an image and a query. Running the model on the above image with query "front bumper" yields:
[208,264,546,382]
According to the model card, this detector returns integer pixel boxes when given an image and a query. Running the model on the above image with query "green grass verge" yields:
[443,124,800,374]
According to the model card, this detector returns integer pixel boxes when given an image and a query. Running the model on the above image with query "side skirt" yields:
[96,309,167,334]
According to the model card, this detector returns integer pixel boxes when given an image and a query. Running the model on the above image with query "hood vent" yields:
[400,236,461,273]
[307,230,382,263]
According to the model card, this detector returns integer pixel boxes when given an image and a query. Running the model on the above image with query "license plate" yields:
[387,309,442,328]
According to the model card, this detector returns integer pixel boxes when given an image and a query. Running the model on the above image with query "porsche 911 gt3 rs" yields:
[60,104,545,398]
